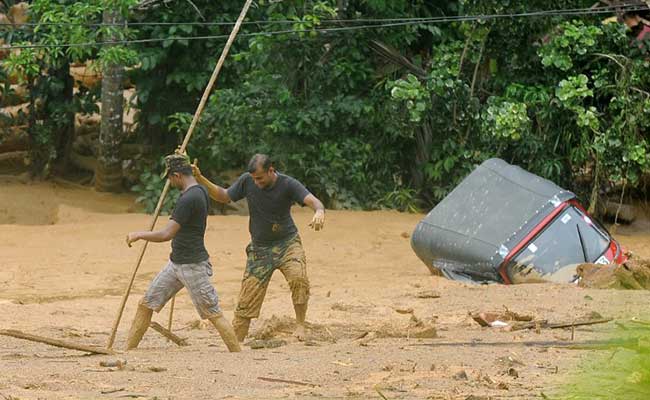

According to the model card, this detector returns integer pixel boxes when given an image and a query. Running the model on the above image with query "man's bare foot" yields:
[293,324,307,341]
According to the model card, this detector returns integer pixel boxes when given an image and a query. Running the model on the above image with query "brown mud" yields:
[1,180,649,399]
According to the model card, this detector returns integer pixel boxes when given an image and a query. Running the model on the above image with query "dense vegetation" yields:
[1,0,648,213]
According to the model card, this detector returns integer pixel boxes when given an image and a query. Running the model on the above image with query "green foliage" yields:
[483,100,530,140]
[557,324,650,399]
[389,74,430,123]
[377,188,421,213]
[539,21,602,71]
[132,168,180,215]
[13,0,650,212]
[1,0,138,176]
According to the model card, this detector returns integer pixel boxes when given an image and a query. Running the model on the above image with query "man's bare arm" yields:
[126,220,181,247]
[192,162,231,204]
[304,194,325,231]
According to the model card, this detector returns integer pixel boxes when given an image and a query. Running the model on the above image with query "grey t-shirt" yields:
[170,185,210,264]
[227,173,310,246]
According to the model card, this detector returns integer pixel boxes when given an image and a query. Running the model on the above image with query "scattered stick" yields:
[354,331,369,340]
[258,377,319,387]
[167,296,176,337]
[375,386,391,400]
[100,388,125,395]
[511,319,612,332]
[548,319,612,329]
[149,322,189,347]
[571,323,575,341]
[324,326,337,343]
[0,329,114,355]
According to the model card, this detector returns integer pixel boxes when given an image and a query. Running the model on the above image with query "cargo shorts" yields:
[141,259,222,319]
[234,235,310,320]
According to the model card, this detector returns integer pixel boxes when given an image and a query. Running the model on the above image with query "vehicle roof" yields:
[411,158,575,282]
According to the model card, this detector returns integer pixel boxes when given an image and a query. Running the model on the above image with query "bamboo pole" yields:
[149,322,188,346]
[0,329,115,355]
[167,296,176,338]
[106,0,254,350]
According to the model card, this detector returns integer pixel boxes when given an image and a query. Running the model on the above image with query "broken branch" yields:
[0,329,114,355]
[149,322,188,347]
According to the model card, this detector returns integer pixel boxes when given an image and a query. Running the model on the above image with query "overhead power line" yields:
[1,5,647,50]
[0,3,646,28]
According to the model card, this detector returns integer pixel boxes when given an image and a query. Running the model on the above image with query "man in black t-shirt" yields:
[124,153,240,352]
[194,154,325,341]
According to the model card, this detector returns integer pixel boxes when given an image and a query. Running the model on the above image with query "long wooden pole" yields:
[0,329,115,355]
[106,0,254,349]
[167,295,176,334]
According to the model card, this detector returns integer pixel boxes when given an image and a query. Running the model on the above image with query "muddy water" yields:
[0,180,649,399]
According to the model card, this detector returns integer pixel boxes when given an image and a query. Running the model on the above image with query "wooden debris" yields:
[0,329,114,355]
[415,290,441,299]
[472,309,535,328]
[375,387,390,400]
[548,319,612,329]
[258,376,318,387]
[511,318,611,332]
[354,331,369,340]
[0,151,26,163]
[100,388,125,395]
[149,322,189,347]
[247,339,287,349]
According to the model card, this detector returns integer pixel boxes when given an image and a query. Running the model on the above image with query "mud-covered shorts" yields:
[234,235,309,320]
[141,259,222,319]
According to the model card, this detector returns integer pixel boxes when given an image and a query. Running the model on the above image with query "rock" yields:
[99,359,126,369]
[507,368,519,378]
[415,290,441,299]
[578,257,650,290]
[453,370,468,380]
[247,339,287,350]
[411,326,437,339]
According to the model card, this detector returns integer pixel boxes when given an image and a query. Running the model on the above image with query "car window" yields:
[507,206,610,277]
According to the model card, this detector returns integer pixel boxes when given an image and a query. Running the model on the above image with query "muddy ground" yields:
[1,177,649,399]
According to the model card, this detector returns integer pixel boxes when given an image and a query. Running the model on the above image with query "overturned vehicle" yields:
[411,158,627,284]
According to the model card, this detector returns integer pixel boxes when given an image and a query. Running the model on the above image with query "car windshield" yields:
[507,206,610,278]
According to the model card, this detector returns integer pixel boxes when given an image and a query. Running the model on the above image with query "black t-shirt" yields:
[227,173,310,246]
[170,185,210,264]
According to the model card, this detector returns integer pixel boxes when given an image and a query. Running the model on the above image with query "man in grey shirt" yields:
[124,153,240,352]
[194,154,325,341]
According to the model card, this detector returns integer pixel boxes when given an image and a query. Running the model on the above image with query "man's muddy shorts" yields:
[235,235,309,320]
[141,259,222,319]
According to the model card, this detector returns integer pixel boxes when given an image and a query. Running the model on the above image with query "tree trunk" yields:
[95,9,124,192]
[52,59,75,172]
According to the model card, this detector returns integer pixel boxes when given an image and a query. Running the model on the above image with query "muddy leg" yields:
[293,303,308,341]
[126,302,153,350]
[208,315,241,352]
[232,316,251,343]
[278,238,310,341]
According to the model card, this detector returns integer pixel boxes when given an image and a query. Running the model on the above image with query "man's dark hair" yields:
[176,165,193,176]
[247,153,273,173]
